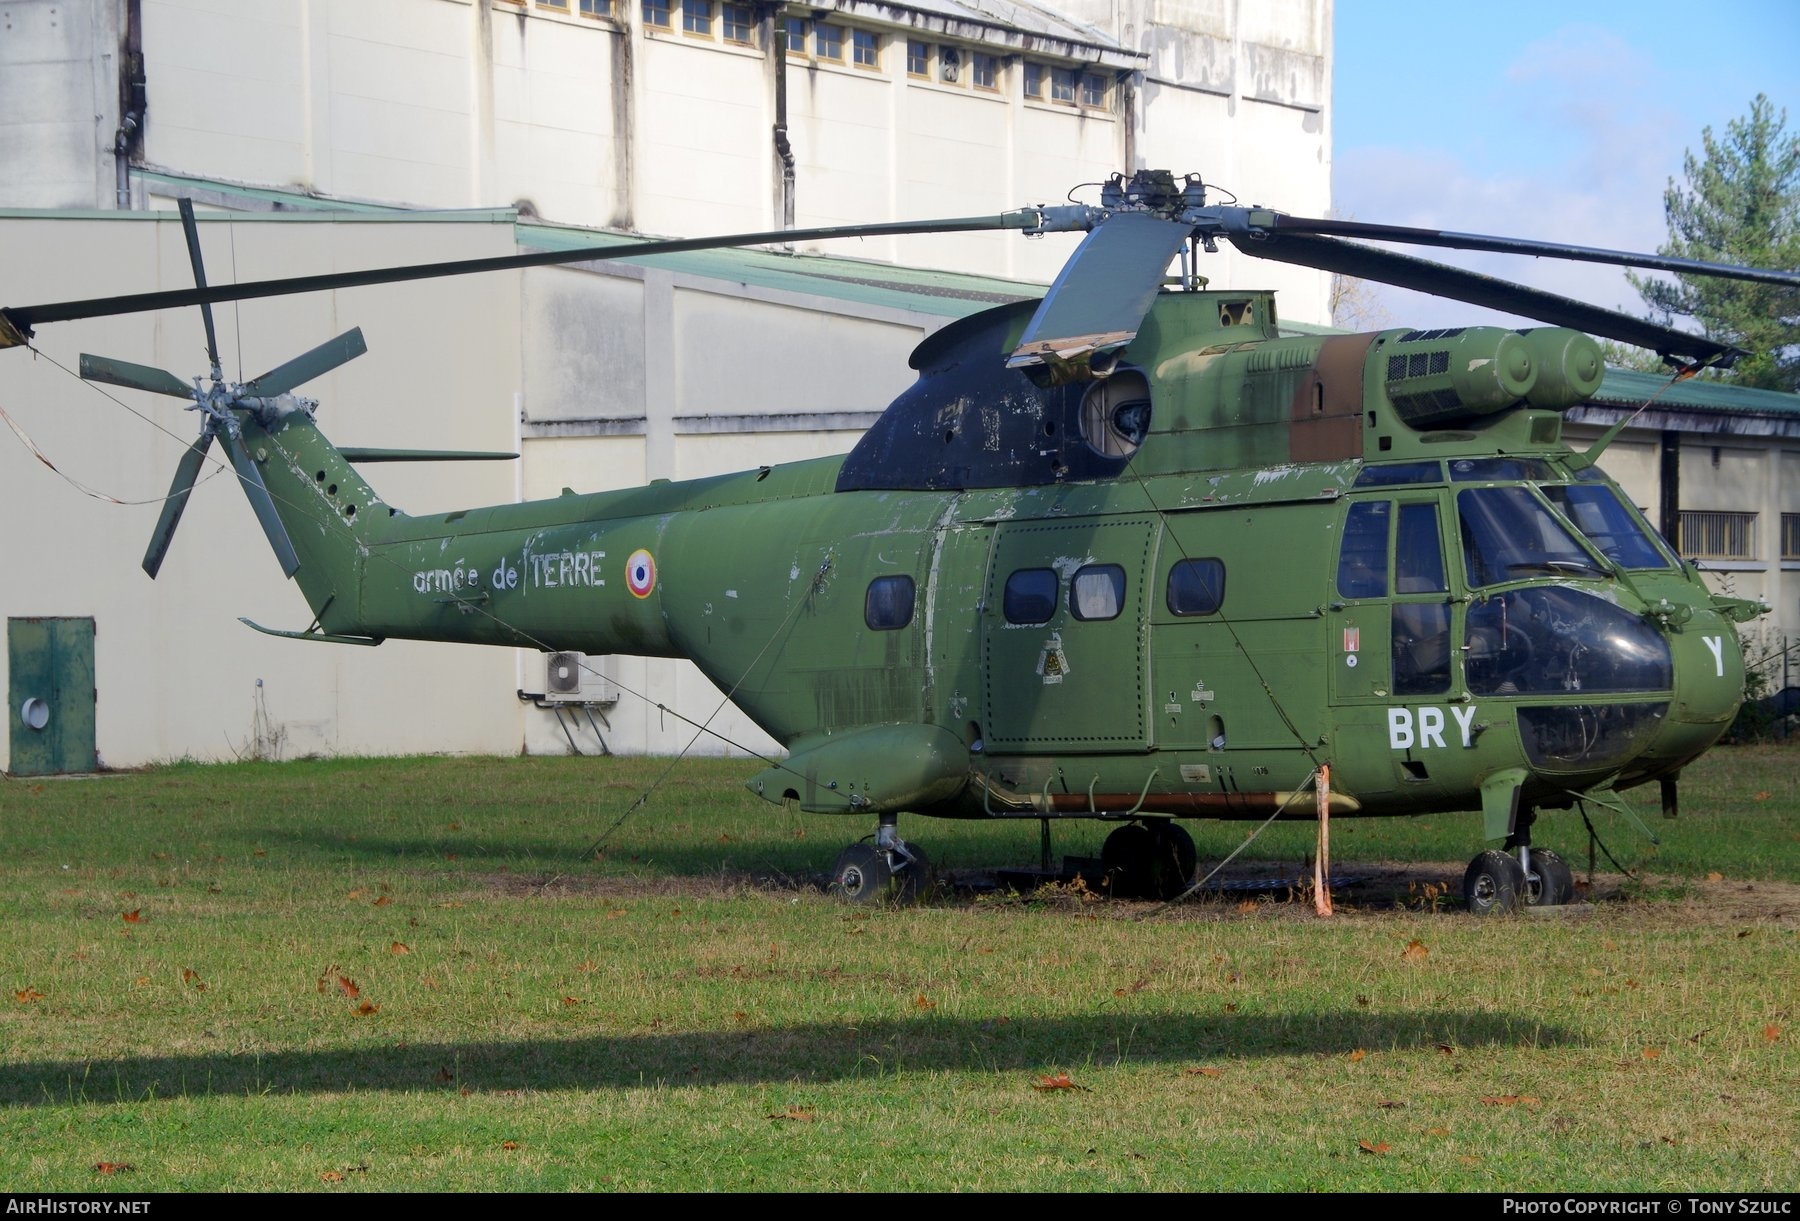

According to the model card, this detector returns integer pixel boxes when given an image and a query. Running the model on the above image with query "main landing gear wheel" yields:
[1102,821,1197,901]
[828,841,931,905]
[1524,848,1575,908]
[1463,849,1527,917]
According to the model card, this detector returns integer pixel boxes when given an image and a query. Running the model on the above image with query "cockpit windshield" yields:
[1457,486,1607,587]
[1541,479,1678,570]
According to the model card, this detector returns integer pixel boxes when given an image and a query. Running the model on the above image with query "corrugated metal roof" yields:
[1592,366,1800,418]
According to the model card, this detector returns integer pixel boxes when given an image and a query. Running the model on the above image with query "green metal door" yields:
[8,617,97,776]
[982,518,1154,752]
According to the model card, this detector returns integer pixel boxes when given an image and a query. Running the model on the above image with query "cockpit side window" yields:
[1337,501,1391,599]
[1396,503,1447,594]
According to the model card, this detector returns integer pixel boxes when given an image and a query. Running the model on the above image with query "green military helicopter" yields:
[5,171,1796,914]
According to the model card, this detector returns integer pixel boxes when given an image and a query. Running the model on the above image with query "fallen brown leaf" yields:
[352,1000,378,1016]
[1763,1023,1782,1043]
[768,1106,816,1122]
[1642,1046,1662,1061]
[1401,938,1429,962]
[501,1140,519,1150]
[1347,1048,1367,1063]
[372,895,392,907]
[1033,1072,1087,1092]
[92,1163,134,1175]
[321,1170,343,1183]
[1357,1139,1391,1155]
[1480,1095,1540,1106]
[914,993,936,1010]
[389,941,410,955]
[121,909,142,924]
[14,987,44,1004]
[1185,1066,1224,1078]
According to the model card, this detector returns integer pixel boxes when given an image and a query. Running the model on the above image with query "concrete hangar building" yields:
[1,0,1336,773]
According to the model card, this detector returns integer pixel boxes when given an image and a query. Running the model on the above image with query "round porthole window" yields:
[20,697,49,731]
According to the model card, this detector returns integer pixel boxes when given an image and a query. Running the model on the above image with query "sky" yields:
[1331,0,1800,335]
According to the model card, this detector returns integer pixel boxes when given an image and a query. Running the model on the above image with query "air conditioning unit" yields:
[542,652,620,705]
[546,651,584,697]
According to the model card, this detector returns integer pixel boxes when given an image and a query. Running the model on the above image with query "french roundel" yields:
[626,549,657,598]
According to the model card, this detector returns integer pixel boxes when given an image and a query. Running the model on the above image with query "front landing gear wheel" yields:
[1524,848,1575,908]
[1464,849,1527,916]
[829,843,892,904]
[893,844,932,905]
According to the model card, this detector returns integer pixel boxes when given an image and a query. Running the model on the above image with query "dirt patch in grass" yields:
[474,858,1800,929]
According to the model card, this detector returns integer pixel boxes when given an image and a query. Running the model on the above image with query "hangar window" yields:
[853,29,880,68]
[815,22,844,61]
[681,0,712,36]
[642,0,671,29]
[972,53,999,91]
[1004,569,1059,625]
[907,40,929,76]
[865,576,916,631]
[1167,559,1225,616]
[1070,565,1126,621]
[722,3,753,43]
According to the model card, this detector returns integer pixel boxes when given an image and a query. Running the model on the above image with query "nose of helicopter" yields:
[1637,607,1748,777]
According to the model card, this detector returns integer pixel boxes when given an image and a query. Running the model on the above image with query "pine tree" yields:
[1629,95,1800,391]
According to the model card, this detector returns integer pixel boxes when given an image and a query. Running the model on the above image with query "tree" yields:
[1629,95,1800,392]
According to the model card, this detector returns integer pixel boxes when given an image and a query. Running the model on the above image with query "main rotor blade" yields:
[79,353,195,399]
[246,327,367,396]
[1,211,1044,338]
[1232,231,1744,365]
[1267,215,1800,289]
[222,430,301,578]
[1008,212,1193,368]
[177,199,223,375]
[142,431,214,578]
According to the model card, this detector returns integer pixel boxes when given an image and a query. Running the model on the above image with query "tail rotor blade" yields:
[142,431,214,578]
[246,327,367,396]
[80,353,196,399]
[222,431,302,578]
[177,198,222,376]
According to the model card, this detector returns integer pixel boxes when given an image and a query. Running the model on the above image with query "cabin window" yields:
[1070,565,1125,621]
[1392,602,1452,695]
[1004,569,1059,624]
[1166,558,1225,616]
[1337,501,1391,599]
[865,575,916,631]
